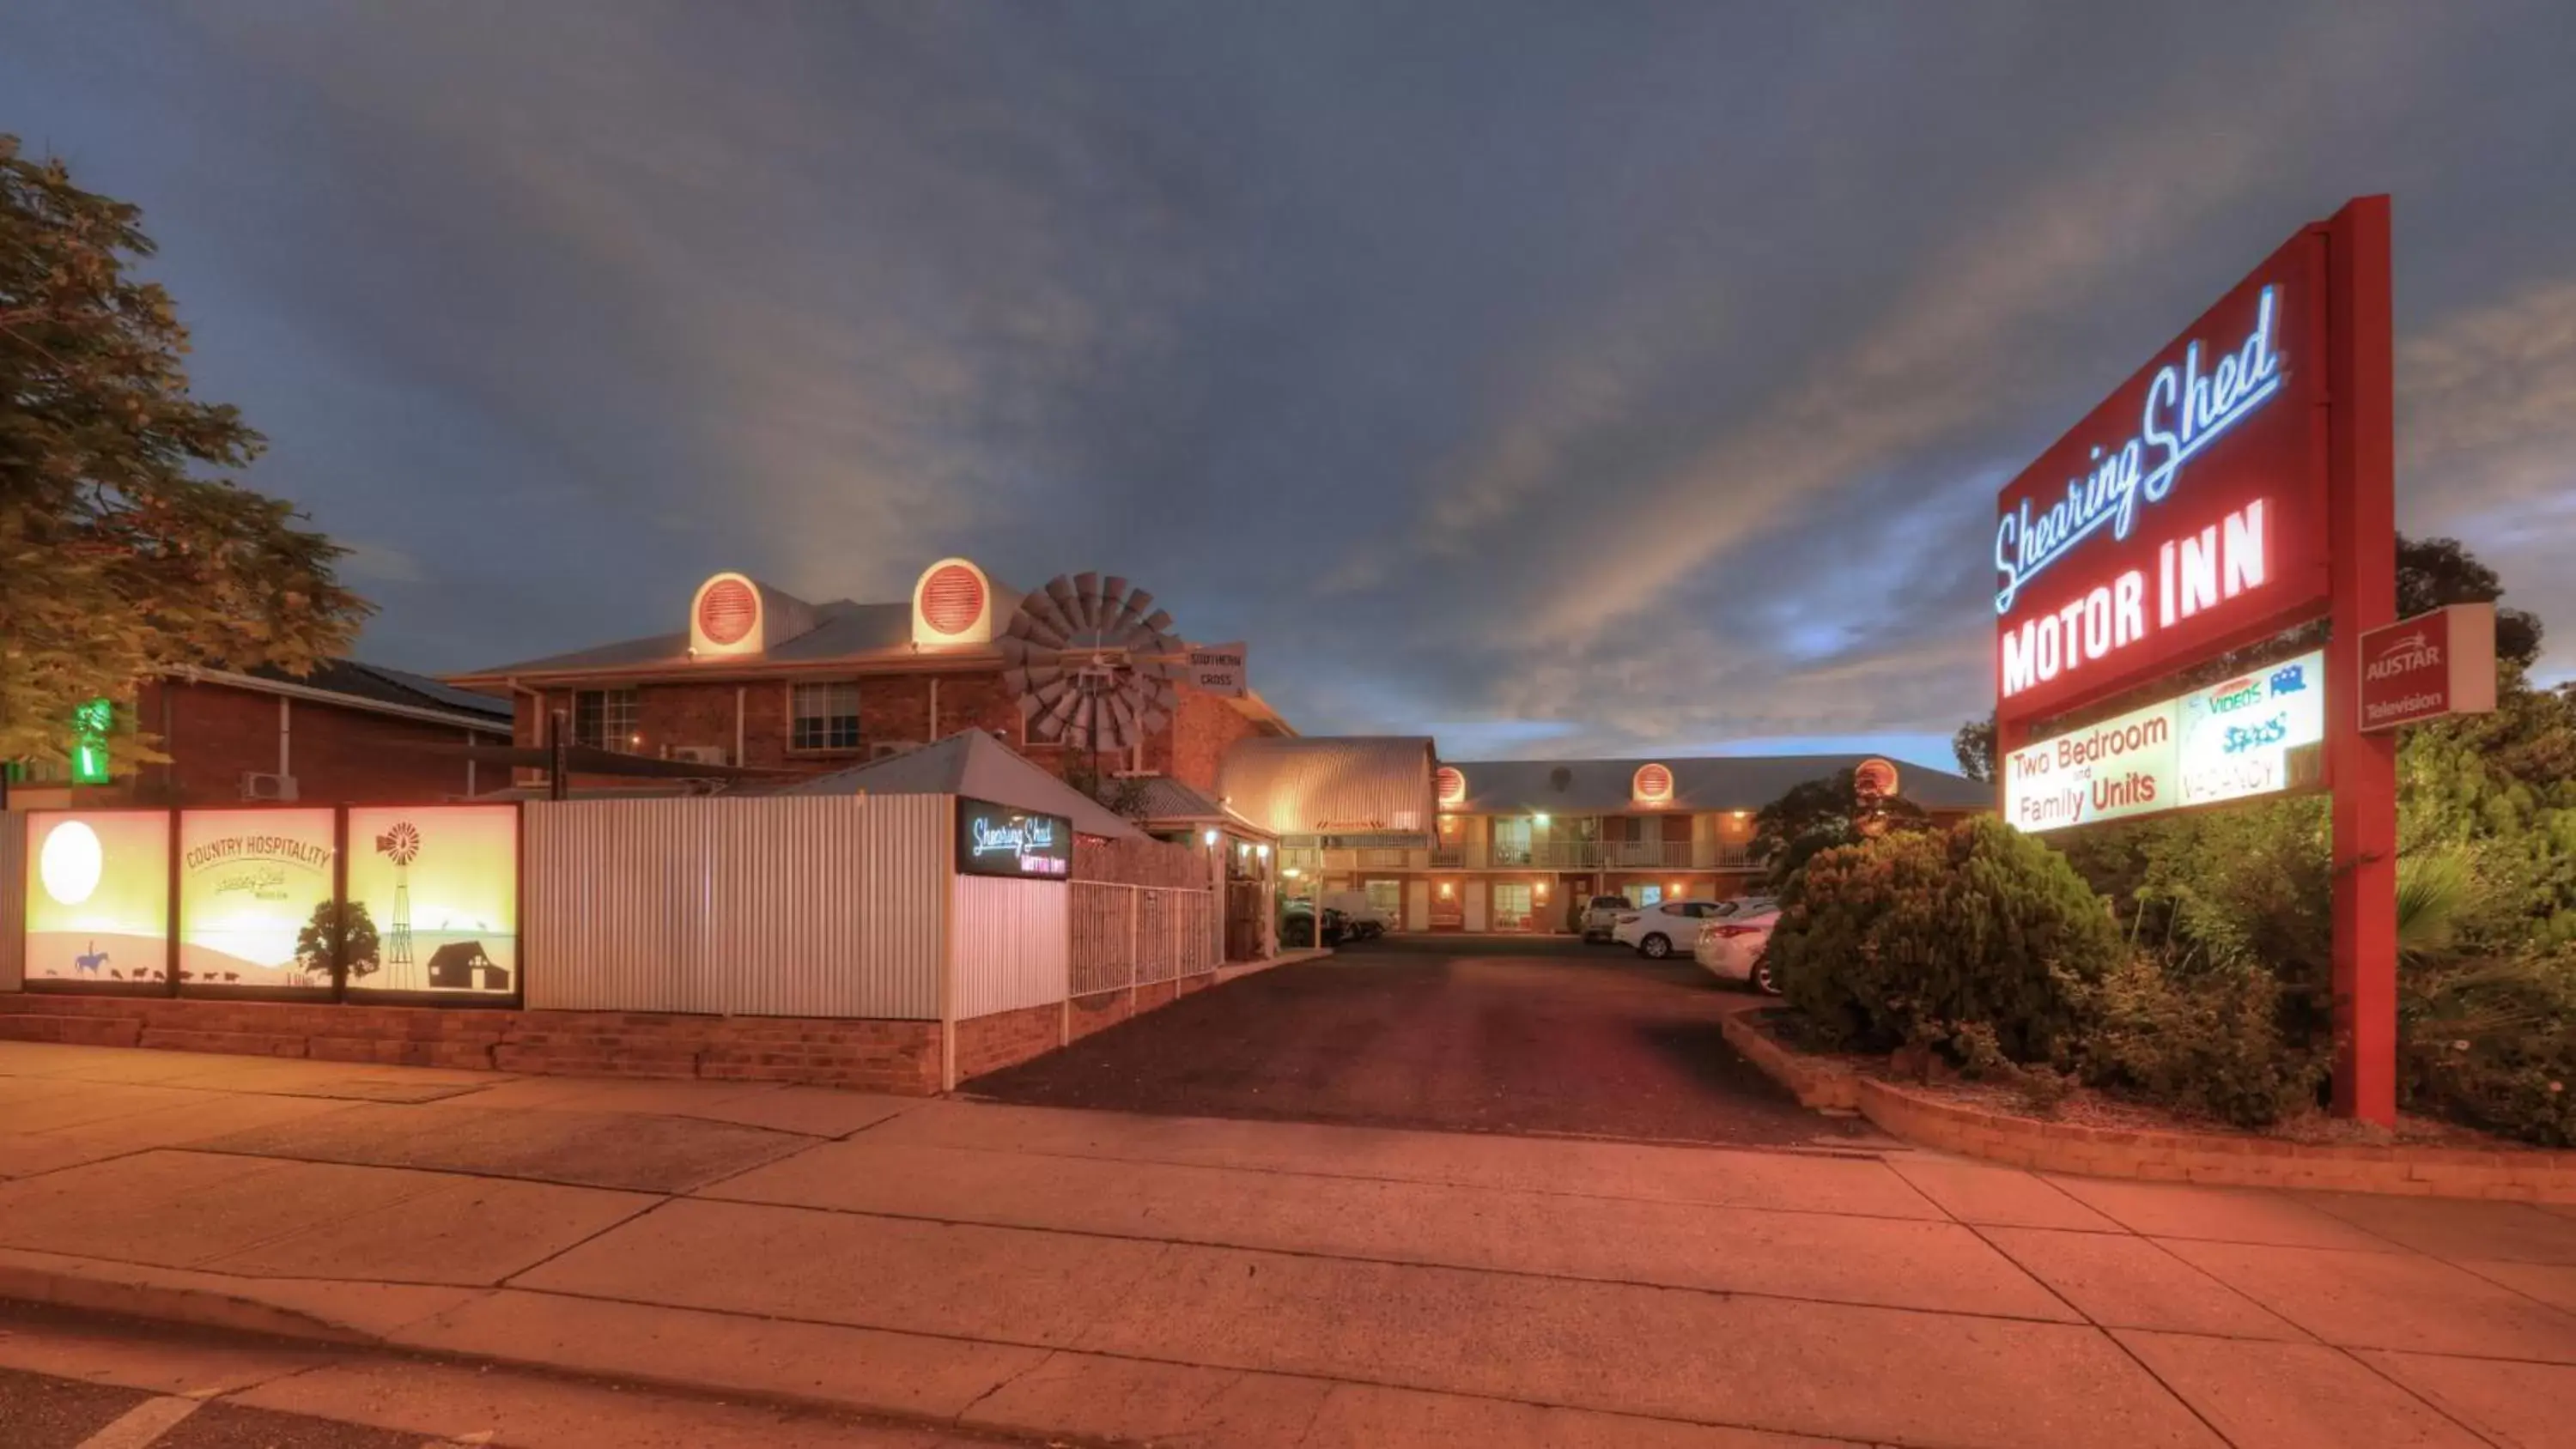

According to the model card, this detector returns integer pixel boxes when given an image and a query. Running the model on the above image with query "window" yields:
[791,682,861,751]
[572,688,638,751]
[1490,816,1532,865]
[1364,880,1401,916]
[1492,882,1534,930]
[1634,882,1663,906]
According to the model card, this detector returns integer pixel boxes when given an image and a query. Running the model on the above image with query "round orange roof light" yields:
[697,578,758,646]
[1633,762,1674,804]
[1435,765,1467,806]
[920,563,986,636]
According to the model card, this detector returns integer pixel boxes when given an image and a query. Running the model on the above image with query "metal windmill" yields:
[998,573,1186,755]
[374,821,420,967]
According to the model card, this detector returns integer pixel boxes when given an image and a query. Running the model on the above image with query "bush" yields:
[1773,816,2125,1064]
[2400,951,2576,1147]
[2079,951,2325,1127]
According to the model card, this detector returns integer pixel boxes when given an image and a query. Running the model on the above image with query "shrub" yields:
[2079,951,2325,1128]
[1772,816,2125,1064]
[2399,951,2576,1147]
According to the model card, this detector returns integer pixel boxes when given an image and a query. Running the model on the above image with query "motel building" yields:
[443,558,1295,815]
[1273,755,1991,935]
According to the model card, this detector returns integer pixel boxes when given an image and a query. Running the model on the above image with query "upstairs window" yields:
[791,682,861,751]
[572,688,639,751]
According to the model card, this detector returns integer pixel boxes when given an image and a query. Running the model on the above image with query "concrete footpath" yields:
[0,1042,2572,1448]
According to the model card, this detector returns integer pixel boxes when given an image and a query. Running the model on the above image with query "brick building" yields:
[444,558,1293,797]
[2,661,513,809]
[1279,754,1991,935]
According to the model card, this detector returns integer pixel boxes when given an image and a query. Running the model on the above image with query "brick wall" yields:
[125,679,504,806]
[513,670,1036,786]
[951,1002,1061,1082]
[1151,687,1264,794]
[0,995,941,1094]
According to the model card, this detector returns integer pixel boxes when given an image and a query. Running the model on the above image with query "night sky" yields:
[10,3,2573,768]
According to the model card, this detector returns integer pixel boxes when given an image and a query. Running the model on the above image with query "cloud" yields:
[6,0,2572,741]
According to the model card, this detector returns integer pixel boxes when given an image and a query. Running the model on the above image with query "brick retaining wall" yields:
[0,994,940,1094]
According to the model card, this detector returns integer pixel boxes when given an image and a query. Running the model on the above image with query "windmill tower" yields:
[374,821,420,968]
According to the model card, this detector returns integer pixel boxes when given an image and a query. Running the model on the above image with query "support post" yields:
[2326,196,2398,1124]
[939,796,958,1094]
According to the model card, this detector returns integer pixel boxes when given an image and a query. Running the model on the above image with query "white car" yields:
[1695,905,1783,993]
[1612,900,1733,959]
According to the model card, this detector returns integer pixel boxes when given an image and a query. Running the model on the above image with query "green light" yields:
[70,698,112,785]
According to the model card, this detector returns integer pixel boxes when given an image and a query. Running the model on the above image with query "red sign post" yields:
[2359,603,2499,733]
[1995,197,2397,1122]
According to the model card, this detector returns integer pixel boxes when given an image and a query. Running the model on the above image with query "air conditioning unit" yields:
[664,745,730,766]
[240,771,299,801]
[870,740,923,761]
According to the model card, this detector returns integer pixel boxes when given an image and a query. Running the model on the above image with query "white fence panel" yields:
[951,876,1070,1019]
[0,812,23,991]
[526,795,945,1018]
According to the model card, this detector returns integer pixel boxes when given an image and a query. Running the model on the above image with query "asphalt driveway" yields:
[964,937,1879,1147]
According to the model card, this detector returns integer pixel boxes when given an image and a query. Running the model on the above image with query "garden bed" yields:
[1729,1006,2576,1202]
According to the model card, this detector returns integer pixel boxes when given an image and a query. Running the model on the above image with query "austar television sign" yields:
[1995,232,2335,724]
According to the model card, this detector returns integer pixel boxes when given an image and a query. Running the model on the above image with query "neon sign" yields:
[954,797,1073,879]
[71,698,112,785]
[1995,288,2281,615]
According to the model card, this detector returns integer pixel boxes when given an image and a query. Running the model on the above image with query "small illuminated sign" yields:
[1435,766,1467,808]
[2003,650,2324,833]
[23,811,171,985]
[956,797,1072,879]
[178,808,338,992]
[2359,603,2498,733]
[1632,763,1674,807]
[70,698,112,785]
[345,805,519,996]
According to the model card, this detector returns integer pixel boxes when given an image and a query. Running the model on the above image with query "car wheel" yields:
[1750,958,1782,996]
[1639,932,1672,959]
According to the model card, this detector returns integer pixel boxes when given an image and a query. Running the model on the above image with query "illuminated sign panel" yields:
[955,797,1072,879]
[2359,603,2499,733]
[23,811,170,985]
[178,808,337,991]
[345,805,519,996]
[2004,651,2324,833]
[1995,232,2333,724]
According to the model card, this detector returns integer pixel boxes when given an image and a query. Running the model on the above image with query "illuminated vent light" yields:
[920,564,986,636]
[1633,762,1674,805]
[1435,766,1467,806]
[697,579,758,646]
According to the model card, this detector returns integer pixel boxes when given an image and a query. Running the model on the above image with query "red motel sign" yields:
[1994,229,2334,726]
[2358,602,2498,733]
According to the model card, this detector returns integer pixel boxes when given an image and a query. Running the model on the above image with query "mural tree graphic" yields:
[293,900,381,983]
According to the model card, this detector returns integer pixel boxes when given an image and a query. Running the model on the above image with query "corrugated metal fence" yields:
[0,812,24,991]
[951,875,1070,1018]
[525,795,949,1017]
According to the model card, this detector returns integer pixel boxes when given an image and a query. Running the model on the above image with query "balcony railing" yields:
[1429,846,1466,867]
[1419,839,1759,871]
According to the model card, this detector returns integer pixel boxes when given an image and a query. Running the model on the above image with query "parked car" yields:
[1579,894,1632,943]
[1279,902,1350,948]
[1613,900,1734,958]
[1319,890,1394,941]
[1694,904,1783,993]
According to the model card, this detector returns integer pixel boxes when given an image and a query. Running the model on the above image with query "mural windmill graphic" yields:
[374,821,420,968]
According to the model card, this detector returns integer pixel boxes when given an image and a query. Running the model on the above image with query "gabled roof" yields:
[774,730,1141,840]
[1129,776,1275,840]
[1440,755,1990,815]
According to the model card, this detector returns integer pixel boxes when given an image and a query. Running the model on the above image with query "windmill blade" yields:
[995,635,1030,668]
[1024,664,1064,691]
[1142,609,1175,635]
[1139,707,1169,739]
[1072,573,1102,633]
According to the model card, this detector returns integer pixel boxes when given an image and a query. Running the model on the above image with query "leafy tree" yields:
[1952,717,1995,783]
[0,136,368,769]
[1749,767,1929,887]
[294,899,381,982]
